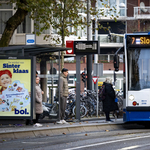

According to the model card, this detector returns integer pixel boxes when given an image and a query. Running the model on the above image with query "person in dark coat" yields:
[102,77,118,122]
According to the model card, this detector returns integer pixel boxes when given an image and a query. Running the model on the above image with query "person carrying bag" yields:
[101,77,119,122]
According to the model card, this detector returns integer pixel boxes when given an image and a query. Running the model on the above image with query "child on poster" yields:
[0,69,12,95]
[0,69,30,112]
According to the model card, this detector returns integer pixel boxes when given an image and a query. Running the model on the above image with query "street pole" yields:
[93,1,99,117]
[94,0,98,91]
[87,0,92,90]
[84,68,86,91]
[58,50,60,121]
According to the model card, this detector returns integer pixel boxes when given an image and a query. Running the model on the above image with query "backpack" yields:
[99,84,106,101]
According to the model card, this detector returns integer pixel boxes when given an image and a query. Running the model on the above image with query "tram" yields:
[114,32,150,125]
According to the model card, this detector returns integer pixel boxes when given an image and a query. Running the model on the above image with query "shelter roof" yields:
[0,45,71,57]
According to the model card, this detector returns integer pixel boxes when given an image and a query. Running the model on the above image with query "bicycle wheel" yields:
[86,100,96,116]
[81,96,96,116]
[73,105,87,118]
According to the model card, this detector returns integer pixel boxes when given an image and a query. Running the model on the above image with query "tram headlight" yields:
[129,95,135,101]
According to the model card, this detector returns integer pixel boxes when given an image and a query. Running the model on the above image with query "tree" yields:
[31,0,94,69]
[0,0,54,47]
[0,0,27,47]
[30,0,118,69]
[0,0,118,57]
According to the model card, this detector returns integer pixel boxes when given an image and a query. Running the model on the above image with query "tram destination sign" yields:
[127,35,150,48]
[74,41,99,54]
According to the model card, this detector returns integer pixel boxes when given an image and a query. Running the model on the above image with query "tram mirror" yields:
[114,55,119,71]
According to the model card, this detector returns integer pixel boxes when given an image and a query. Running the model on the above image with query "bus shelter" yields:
[0,45,71,123]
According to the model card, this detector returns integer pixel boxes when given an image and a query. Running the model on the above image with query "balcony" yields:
[93,34,124,48]
[134,7,150,19]
[98,8,126,20]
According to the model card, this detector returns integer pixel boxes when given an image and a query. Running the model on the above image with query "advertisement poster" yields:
[0,59,31,117]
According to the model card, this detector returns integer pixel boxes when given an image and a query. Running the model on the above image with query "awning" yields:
[0,45,71,57]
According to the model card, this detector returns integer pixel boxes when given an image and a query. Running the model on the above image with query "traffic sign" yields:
[92,76,98,84]
[26,34,36,45]
[74,41,99,55]
[66,40,74,54]
[27,39,35,43]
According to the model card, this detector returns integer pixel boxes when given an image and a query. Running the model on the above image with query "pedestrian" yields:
[102,77,118,122]
[57,68,69,124]
[36,71,44,95]
[33,76,43,127]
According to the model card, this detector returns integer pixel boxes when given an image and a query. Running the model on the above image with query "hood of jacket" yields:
[61,73,67,78]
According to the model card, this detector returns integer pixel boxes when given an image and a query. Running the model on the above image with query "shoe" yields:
[57,120,63,124]
[106,120,114,123]
[61,120,69,124]
[109,120,114,122]
[26,120,33,125]
[36,123,43,126]
[33,123,43,127]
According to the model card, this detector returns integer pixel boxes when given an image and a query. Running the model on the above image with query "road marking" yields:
[22,142,49,144]
[118,143,150,150]
[63,134,150,150]
[118,145,139,150]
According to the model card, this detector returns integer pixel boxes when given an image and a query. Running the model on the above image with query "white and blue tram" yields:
[114,32,150,124]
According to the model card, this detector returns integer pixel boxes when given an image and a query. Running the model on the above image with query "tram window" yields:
[69,75,75,79]
[128,48,150,90]
[68,80,73,84]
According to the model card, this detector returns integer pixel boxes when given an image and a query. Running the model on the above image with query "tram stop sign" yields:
[92,76,98,84]
[74,41,100,54]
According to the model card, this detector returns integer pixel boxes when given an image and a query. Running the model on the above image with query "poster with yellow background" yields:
[0,59,31,117]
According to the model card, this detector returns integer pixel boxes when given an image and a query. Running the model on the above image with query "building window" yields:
[98,0,108,8]
[36,22,50,34]
[119,0,125,16]
[0,11,12,34]
[17,13,31,33]
[0,1,12,9]
[98,0,126,17]
[0,1,13,34]
[99,55,108,62]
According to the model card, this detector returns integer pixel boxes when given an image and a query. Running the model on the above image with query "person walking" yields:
[102,77,118,122]
[33,76,43,127]
[57,68,69,124]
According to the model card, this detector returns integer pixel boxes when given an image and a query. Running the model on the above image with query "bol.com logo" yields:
[15,108,29,114]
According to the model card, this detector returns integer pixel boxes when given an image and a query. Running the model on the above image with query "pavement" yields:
[0,117,126,141]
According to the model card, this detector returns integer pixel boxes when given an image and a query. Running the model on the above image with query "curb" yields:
[0,122,124,141]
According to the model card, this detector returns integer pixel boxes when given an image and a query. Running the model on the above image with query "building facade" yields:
[0,0,149,95]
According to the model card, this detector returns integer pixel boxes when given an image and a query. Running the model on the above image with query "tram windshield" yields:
[128,48,150,90]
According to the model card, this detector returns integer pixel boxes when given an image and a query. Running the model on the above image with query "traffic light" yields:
[74,74,77,81]
[114,55,119,71]
[81,71,86,83]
